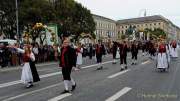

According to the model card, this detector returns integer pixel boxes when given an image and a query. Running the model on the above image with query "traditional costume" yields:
[76,47,83,69]
[95,43,105,70]
[112,42,118,64]
[157,43,168,69]
[17,48,40,88]
[170,40,178,58]
[59,46,77,93]
[131,42,139,65]
[119,41,128,70]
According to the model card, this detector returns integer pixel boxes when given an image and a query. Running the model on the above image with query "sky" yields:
[75,0,180,27]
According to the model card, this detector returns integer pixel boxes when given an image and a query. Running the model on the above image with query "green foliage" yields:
[55,0,96,39]
[121,34,126,39]
[143,28,166,39]
[19,0,56,26]
[0,0,96,41]
[0,0,16,39]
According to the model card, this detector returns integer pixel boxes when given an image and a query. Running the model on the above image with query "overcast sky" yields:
[75,0,180,27]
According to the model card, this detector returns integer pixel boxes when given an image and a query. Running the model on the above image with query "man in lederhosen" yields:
[131,40,139,65]
[112,41,118,64]
[96,40,105,70]
[119,41,128,71]
[59,38,77,94]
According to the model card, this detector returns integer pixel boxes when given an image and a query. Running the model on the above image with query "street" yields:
[0,51,180,101]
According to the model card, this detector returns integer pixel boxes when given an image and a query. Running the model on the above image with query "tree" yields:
[55,0,96,40]
[19,0,56,29]
[19,0,56,44]
[143,28,166,40]
[0,0,17,39]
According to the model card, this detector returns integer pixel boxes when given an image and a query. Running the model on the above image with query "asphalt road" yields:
[0,51,180,101]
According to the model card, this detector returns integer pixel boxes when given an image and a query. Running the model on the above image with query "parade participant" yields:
[170,40,179,58]
[9,45,40,88]
[149,41,156,59]
[166,42,171,63]
[142,41,146,56]
[88,43,93,59]
[112,41,118,64]
[76,43,83,70]
[119,41,128,70]
[59,38,77,94]
[131,40,139,65]
[96,40,105,70]
[157,39,168,71]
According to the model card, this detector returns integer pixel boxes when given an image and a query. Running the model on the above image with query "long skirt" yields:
[157,53,168,69]
[21,62,33,84]
[29,61,40,82]
[171,48,178,58]
[76,53,83,65]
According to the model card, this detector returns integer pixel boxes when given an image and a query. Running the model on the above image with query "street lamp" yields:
[15,0,19,41]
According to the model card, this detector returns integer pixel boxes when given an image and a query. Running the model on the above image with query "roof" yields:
[93,14,116,23]
[117,15,168,24]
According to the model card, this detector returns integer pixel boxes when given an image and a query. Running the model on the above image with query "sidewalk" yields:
[0,62,58,72]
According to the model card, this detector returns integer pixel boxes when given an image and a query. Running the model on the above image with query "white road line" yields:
[105,87,132,101]
[141,60,150,65]
[0,61,113,89]
[0,63,58,72]
[107,69,130,79]
[39,72,62,78]
[2,83,62,101]
[0,72,62,89]
[48,93,72,101]
[82,61,113,69]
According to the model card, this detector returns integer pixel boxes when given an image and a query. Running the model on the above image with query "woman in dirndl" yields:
[76,44,83,70]
[10,45,40,88]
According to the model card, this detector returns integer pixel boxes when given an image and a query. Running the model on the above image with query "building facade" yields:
[93,14,117,43]
[117,15,180,40]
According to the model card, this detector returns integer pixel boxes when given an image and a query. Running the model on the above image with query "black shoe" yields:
[26,84,33,88]
[97,66,103,70]
[61,90,70,94]
[71,84,76,91]
[125,66,127,69]
[120,68,124,71]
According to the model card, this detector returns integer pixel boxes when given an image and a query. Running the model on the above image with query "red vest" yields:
[23,54,30,62]
[159,44,166,53]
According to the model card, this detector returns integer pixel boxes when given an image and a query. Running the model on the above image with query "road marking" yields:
[2,83,62,101]
[39,72,62,78]
[82,61,113,69]
[107,69,130,79]
[0,72,62,89]
[0,63,58,72]
[48,93,72,101]
[105,87,132,101]
[141,60,150,65]
[0,60,113,89]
